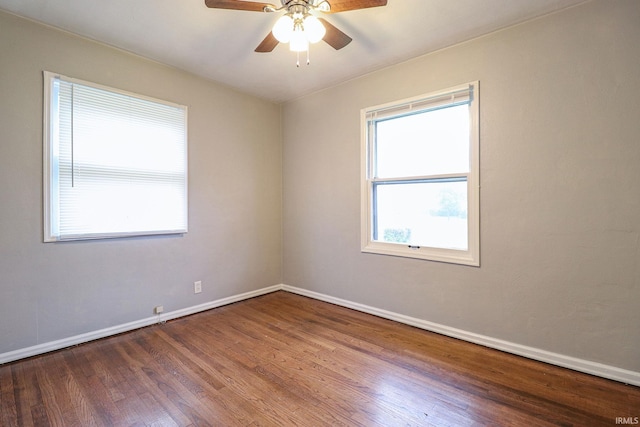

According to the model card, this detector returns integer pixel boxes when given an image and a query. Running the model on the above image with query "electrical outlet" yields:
[194,280,202,294]
[154,305,164,315]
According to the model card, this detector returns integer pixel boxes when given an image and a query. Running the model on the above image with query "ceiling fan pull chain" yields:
[307,48,310,65]
[296,50,300,67]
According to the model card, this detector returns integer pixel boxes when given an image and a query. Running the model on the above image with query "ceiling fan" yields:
[205,0,388,64]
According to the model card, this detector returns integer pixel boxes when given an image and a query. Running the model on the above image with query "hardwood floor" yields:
[1,291,638,426]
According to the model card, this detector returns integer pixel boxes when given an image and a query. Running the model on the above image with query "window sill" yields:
[361,241,479,266]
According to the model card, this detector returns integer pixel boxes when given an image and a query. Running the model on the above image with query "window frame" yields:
[360,81,480,266]
[43,71,188,242]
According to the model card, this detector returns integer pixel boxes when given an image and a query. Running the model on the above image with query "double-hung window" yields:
[361,82,479,266]
[43,71,188,242]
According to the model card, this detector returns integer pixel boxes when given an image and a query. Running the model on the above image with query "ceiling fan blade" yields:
[204,0,275,12]
[324,0,387,13]
[255,31,279,52]
[318,18,352,50]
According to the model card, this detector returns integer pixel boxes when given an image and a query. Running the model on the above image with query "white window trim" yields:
[43,71,188,242]
[360,81,480,266]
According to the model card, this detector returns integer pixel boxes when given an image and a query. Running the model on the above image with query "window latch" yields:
[408,245,421,250]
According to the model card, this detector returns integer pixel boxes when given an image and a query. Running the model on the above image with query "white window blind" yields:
[44,71,188,241]
[365,87,471,121]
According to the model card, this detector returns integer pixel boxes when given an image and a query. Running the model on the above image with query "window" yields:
[361,82,479,266]
[43,71,188,242]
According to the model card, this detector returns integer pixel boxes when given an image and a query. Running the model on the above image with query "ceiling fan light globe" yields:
[303,15,326,43]
[289,28,309,52]
[272,15,294,43]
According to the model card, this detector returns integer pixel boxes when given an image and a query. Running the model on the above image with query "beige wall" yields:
[283,0,640,372]
[0,11,282,354]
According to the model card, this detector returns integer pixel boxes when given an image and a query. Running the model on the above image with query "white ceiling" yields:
[0,0,587,102]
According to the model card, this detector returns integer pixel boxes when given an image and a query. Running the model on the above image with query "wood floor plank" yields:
[252,292,635,425]
[219,311,363,426]
[243,295,495,422]
[135,334,249,426]
[32,356,73,427]
[165,317,333,426]
[0,362,19,426]
[230,312,434,425]
[209,315,375,424]
[161,329,300,426]
[10,361,38,427]
[115,337,214,426]
[152,321,307,426]
[0,291,638,426]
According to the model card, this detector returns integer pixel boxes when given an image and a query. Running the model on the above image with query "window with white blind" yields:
[43,71,188,242]
[361,82,479,266]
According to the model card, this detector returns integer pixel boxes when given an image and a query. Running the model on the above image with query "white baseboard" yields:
[0,284,281,365]
[2,283,639,388]
[281,284,640,387]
